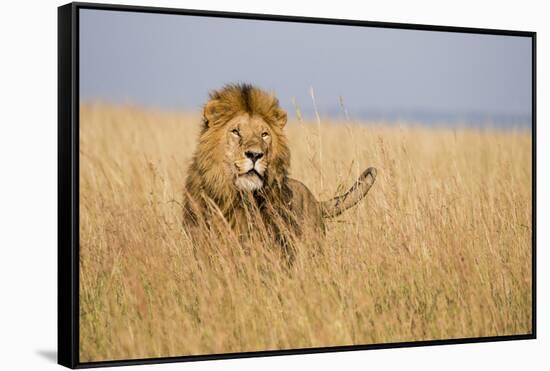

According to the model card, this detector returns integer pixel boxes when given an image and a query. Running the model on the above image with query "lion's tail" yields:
[320,167,377,218]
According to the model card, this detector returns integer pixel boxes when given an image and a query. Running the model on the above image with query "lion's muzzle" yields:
[234,155,267,191]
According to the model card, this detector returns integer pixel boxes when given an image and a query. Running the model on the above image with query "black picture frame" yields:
[58,2,537,369]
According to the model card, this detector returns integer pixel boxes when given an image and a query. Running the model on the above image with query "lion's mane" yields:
[184,84,291,223]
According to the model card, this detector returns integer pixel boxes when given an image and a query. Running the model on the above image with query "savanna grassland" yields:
[79,104,532,362]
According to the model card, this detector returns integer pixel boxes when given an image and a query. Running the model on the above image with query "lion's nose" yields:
[245,150,264,163]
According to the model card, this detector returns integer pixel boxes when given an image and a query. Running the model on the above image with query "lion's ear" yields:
[202,99,221,128]
[272,107,287,127]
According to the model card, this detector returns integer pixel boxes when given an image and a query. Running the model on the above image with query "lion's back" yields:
[287,178,324,231]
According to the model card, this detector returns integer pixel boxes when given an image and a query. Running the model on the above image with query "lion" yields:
[182,83,376,256]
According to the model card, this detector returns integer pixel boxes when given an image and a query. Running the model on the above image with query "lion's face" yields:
[188,84,291,203]
[225,113,273,191]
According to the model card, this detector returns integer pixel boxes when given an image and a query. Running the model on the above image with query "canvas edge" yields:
[58,3,79,369]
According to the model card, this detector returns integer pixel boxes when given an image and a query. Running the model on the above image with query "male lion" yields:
[183,84,376,254]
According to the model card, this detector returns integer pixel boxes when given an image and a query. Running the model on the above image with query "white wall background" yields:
[0,0,545,370]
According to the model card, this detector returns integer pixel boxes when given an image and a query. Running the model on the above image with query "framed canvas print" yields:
[58,2,536,368]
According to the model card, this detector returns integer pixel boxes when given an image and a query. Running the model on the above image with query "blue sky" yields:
[80,9,532,127]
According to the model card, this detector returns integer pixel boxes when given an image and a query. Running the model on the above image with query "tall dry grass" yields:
[79,104,532,362]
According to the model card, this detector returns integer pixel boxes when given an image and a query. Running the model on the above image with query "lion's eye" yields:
[261,132,269,138]
[231,129,240,136]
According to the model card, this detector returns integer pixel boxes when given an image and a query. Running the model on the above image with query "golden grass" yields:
[79,104,532,362]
